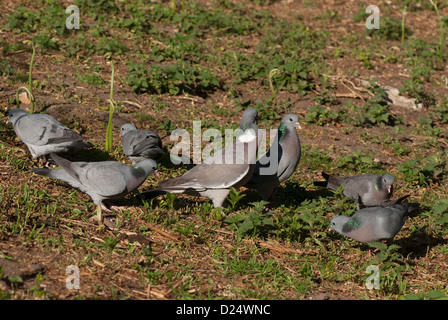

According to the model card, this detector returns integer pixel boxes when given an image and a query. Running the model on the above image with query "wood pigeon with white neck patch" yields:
[141,108,260,208]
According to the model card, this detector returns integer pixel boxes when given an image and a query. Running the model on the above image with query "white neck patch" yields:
[237,129,256,143]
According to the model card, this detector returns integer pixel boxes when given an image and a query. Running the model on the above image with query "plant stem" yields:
[268,68,280,106]
[29,41,36,113]
[105,61,116,153]
[15,41,36,113]
[401,5,407,45]
[430,0,445,65]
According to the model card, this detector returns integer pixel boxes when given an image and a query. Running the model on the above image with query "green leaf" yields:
[426,290,447,300]
[433,199,448,215]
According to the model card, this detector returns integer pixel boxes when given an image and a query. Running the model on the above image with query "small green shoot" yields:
[15,40,36,113]
[105,60,116,153]
[268,68,280,106]
[227,187,246,210]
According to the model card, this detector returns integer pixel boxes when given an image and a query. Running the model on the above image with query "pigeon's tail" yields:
[139,189,168,200]
[380,195,410,207]
[313,172,342,190]
[313,172,329,187]
[72,141,93,149]
[33,168,52,178]
[408,202,420,214]
[32,167,78,186]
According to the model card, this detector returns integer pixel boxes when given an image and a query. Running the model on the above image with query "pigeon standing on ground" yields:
[121,123,165,165]
[314,172,395,208]
[33,153,158,222]
[329,196,418,243]
[6,109,91,163]
[245,113,301,201]
[141,108,260,208]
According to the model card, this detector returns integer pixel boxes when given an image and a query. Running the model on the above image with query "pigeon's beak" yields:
[328,226,333,231]
[296,122,301,130]
[6,119,9,124]
[155,170,160,177]
[387,186,391,194]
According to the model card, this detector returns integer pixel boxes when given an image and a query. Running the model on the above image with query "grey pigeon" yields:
[315,172,394,208]
[121,123,165,165]
[7,109,91,162]
[245,113,301,201]
[33,153,158,222]
[329,196,417,243]
[141,108,260,208]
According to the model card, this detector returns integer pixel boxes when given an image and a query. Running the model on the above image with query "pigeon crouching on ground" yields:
[7,108,91,165]
[315,172,395,208]
[141,108,260,208]
[33,153,158,222]
[120,123,165,165]
[329,195,419,244]
[245,113,301,201]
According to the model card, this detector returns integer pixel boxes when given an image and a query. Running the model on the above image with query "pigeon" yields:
[33,153,158,222]
[120,123,165,165]
[141,108,260,208]
[6,109,91,163]
[329,196,417,243]
[314,172,394,208]
[245,113,301,201]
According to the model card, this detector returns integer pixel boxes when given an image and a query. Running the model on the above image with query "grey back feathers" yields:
[7,109,91,159]
[144,108,260,207]
[315,172,394,207]
[330,196,416,243]
[33,153,157,206]
[245,113,301,200]
[120,123,165,165]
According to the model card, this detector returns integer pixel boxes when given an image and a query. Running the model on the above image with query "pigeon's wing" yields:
[159,162,251,192]
[16,114,85,146]
[50,153,129,197]
[122,131,162,156]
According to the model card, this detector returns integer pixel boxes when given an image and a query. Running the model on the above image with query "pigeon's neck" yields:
[375,176,384,191]
[278,123,287,142]
[342,216,362,233]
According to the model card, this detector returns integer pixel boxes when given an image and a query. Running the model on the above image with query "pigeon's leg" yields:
[109,205,129,211]
[206,189,231,208]
[101,201,128,212]
[100,203,112,212]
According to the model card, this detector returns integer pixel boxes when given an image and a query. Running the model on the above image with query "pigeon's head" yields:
[329,215,350,234]
[381,173,395,194]
[282,114,301,130]
[133,159,159,176]
[240,108,258,128]
[120,123,137,136]
[7,108,28,126]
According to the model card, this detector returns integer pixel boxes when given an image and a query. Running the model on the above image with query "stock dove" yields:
[7,109,91,162]
[329,196,417,243]
[315,172,394,208]
[33,153,158,222]
[121,123,164,165]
